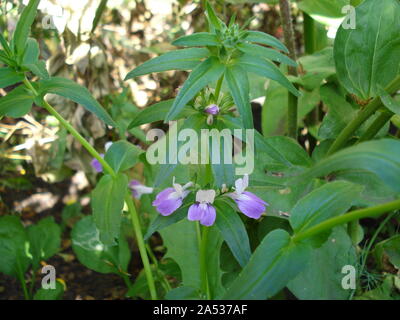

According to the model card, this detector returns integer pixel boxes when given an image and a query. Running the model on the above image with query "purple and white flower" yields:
[129,180,153,199]
[227,174,268,219]
[90,142,113,173]
[188,189,217,227]
[152,177,193,216]
[205,104,219,115]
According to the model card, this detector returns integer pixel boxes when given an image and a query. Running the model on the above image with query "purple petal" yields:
[129,180,141,188]
[152,188,175,206]
[155,197,183,216]
[152,188,183,216]
[188,203,202,221]
[205,104,219,115]
[187,203,216,226]
[200,204,216,226]
[235,191,267,219]
[91,158,103,172]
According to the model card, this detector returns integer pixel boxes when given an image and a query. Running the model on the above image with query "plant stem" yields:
[327,75,400,155]
[293,199,400,243]
[125,194,158,300]
[279,0,299,139]
[18,274,30,300]
[199,225,211,300]
[303,13,315,55]
[214,74,224,104]
[23,77,158,300]
[358,111,393,142]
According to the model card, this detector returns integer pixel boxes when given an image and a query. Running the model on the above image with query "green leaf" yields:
[225,65,253,129]
[27,217,61,270]
[0,216,31,278]
[0,67,24,88]
[25,60,50,80]
[144,202,191,240]
[91,0,108,33]
[318,84,357,140]
[291,139,400,193]
[38,77,116,127]
[288,227,357,300]
[165,286,201,300]
[222,229,311,299]
[0,33,12,57]
[165,56,225,121]
[12,0,40,55]
[159,219,201,289]
[374,235,400,270]
[0,85,34,117]
[214,200,251,268]
[236,54,299,96]
[334,0,400,100]
[289,181,363,245]
[33,280,65,300]
[379,87,400,115]
[128,99,194,129]
[92,173,128,245]
[205,1,224,31]
[244,30,289,53]
[172,32,220,47]
[237,42,296,67]
[298,0,350,19]
[124,48,209,80]
[104,140,142,173]
[71,216,131,273]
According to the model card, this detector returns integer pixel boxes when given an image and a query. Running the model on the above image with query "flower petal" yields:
[236,192,267,219]
[152,188,175,206]
[188,203,202,221]
[200,204,216,226]
[155,197,183,216]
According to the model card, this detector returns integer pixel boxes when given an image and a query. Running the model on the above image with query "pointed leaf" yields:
[244,30,289,53]
[237,42,296,66]
[222,229,311,300]
[225,65,253,129]
[124,48,209,79]
[38,77,116,127]
[172,32,220,47]
[12,0,40,55]
[236,54,300,96]
[214,199,251,268]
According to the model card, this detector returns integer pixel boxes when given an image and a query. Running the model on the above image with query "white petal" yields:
[196,189,216,204]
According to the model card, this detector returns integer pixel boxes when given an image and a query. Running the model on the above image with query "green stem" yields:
[303,13,315,55]
[199,225,211,300]
[293,199,400,243]
[358,111,393,142]
[18,274,30,300]
[214,74,224,104]
[23,77,158,300]
[327,75,400,155]
[125,194,158,300]
[287,91,298,139]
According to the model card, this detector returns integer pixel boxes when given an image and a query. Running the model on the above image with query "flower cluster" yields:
[152,174,268,226]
